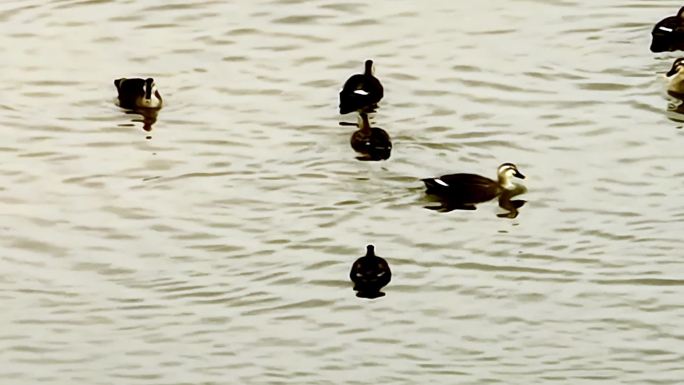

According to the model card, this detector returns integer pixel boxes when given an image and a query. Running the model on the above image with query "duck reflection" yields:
[348,112,391,161]
[123,108,160,138]
[422,163,527,218]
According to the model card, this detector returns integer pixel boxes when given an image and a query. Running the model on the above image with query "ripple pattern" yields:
[1,0,684,384]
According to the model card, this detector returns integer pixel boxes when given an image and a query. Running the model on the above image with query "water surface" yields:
[1,0,684,384]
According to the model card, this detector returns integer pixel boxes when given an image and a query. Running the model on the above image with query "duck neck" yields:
[364,60,374,76]
[498,174,515,190]
[358,113,372,133]
[365,245,375,257]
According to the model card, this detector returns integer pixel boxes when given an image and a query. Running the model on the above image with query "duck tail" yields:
[422,178,440,193]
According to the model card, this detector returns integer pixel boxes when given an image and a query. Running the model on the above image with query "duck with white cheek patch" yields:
[422,163,527,216]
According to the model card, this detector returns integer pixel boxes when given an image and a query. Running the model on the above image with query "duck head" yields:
[365,244,375,256]
[667,58,684,77]
[497,163,525,189]
[138,77,160,107]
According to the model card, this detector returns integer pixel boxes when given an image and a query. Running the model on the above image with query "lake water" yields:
[2,0,684,384]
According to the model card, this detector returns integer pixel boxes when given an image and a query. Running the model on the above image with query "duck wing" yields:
[423,173,499,203]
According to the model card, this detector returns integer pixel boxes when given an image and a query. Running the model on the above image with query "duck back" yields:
[423,173,500,203]
[339,75,384,114]
[651,15,684,52]
[114,78,147,109]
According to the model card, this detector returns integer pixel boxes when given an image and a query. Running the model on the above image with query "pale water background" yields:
[1,0,684,384]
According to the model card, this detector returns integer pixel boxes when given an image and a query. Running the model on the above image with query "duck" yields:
[422,163,526,211]
[339,59,384,114]
[114,77,162,109]
[349,245,391,299]
[651,7,684,52]
[350,112,391,160]
[666,57,684,96]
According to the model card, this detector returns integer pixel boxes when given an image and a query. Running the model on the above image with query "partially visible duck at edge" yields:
[422,163,526,211]
[339,59,383,114]
[666,57,684,97]
[350,112,391,161]
[651,6,684,53]
[114,77,163,109]
[350,245,391,299]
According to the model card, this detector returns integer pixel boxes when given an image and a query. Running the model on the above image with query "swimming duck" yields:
[666,57,684,96]
[350,245,391,299]
[651,7,684,52]
[114,77,162,109]
[350,112,391,161]
[422,163,526,211]
[339,60,384,114]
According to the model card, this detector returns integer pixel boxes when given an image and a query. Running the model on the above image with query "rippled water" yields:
[2,0,684,383]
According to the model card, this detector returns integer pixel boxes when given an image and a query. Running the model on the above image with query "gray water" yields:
[2,0,684,384]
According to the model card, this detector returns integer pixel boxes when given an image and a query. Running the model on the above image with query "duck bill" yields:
[514,171,526,179]
[667,67,679,77]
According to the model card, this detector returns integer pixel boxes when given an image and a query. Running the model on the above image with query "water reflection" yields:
[121,108,160,139]
[424,185,527,218]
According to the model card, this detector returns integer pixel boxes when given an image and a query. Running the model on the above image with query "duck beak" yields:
[514,170,525,179]
[667,66,679,77]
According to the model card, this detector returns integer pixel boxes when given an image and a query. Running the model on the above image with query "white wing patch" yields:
[353,89,369,96]
[660,26,673,32]
[435,179,449,187]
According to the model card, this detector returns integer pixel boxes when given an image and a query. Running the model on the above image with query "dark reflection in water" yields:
[119,108,160,139]
[665,94,684,123]
[424,185,527,218]
[350,245,391,299]
[341,112,392,161]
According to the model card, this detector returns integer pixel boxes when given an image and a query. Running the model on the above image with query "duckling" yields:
[651,6,684,52]
[350,245,391,299]
[114,77,162,109]
[339,60,384,114]
[350,112,391,161]
[422,163,526,211]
